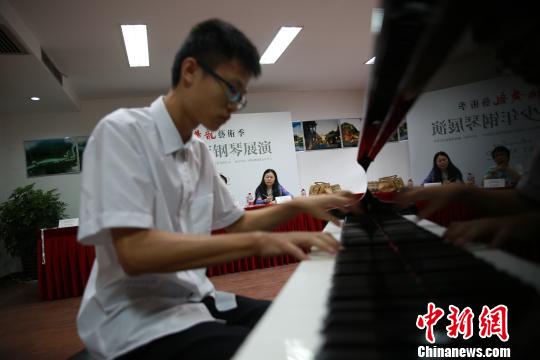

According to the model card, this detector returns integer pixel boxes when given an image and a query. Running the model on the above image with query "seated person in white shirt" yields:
[484,145,521,188]
[77,19,356,360]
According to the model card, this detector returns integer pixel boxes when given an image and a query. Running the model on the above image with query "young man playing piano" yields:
[76,19,356,360]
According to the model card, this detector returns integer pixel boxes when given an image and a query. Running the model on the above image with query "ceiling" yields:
[0,0,379,113]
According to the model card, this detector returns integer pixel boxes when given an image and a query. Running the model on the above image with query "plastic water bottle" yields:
[246,192,254,205]
[466,172,475,186]
[407,179,413,188]
[301,188,307,197]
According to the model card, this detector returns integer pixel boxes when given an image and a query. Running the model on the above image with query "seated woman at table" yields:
[422,151,463,185]
[254,169,292,204]
[484,145,521,188]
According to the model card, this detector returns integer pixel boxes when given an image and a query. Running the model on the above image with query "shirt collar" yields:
[150,96,190,155]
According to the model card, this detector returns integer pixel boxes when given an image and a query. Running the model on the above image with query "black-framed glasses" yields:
[197,60,247,111]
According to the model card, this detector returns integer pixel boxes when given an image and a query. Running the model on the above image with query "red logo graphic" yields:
[417,303,509,343]
[204,130,216,140]
[446,305,474,340]
[479,305,509,342]
[416,302,445,343]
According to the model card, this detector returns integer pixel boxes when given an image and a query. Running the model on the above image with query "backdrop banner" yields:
[196,112,300,205]
[407,76,540,185]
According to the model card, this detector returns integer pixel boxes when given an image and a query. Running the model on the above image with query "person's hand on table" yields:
[396,183,469,219]
[292,191,360,226]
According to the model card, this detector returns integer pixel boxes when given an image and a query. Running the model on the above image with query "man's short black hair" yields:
[491,145,510,159]
[171,19,261,88]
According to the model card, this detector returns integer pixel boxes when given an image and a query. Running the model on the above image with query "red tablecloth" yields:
[37,226,95,301]
[37,212,325,301]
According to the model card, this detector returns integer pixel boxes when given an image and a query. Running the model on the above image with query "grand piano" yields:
[233,0,540,359]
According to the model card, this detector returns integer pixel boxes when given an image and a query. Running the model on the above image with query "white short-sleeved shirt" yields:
[77,97,244,359]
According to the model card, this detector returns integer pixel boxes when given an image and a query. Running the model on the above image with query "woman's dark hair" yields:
[431,151,463,183]
[491,145,510,159]
[172,18,261,88]
[255,169,282,200]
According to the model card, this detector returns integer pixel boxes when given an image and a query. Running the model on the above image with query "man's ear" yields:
[180,57,199,88]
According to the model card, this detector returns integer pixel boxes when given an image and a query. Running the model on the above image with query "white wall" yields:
[296,142,411,193]
[0,97,156,216]
[245,91,411,192]
[0,90,411,276]
[197,112,301,204]
[0,97,153,276]
[1,90,413,213]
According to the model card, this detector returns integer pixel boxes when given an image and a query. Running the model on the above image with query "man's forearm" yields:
[112,228,260,275]
[226,200,304,233]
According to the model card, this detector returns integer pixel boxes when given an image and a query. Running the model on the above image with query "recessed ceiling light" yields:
[371,8,384,33]
[365,57,376,65]
[30,96,40,101]
[120,24,149,67]
[260,26,302,64]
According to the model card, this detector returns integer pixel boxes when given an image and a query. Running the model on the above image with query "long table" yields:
[37,211,325,301]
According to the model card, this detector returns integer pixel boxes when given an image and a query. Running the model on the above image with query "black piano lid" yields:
[356,0,540,171]
[357,0,470,170]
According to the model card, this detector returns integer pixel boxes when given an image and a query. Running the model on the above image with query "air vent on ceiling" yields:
[0,24,27,54]
[41,49,63,85]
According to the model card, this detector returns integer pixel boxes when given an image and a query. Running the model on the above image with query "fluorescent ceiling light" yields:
[30,96,40,101]
[260,26,302,64]
[121,25,149,67]
[371,8,384,33]
[365,57,376,64]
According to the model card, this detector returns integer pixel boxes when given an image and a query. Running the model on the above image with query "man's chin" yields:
[203,122,220,131]
[206,118,228,131]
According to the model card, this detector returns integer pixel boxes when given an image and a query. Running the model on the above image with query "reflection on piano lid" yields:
[356,0,540,170]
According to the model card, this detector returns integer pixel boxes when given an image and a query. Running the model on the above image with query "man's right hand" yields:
[254,231,342,260]
[292,191,360,226]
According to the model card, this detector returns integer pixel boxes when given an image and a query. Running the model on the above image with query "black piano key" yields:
[325,298,427,311]
[316,211,540,360]
[336,249,398,262]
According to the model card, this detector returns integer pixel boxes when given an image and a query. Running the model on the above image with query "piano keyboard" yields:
[315,213,540,360]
